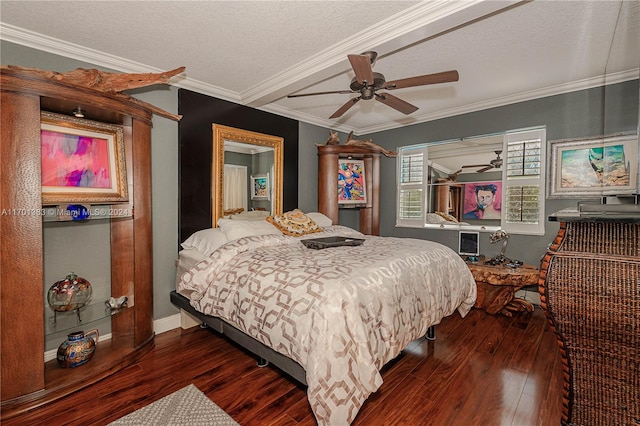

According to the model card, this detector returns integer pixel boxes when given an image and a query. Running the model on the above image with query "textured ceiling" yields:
[1,1,638,135]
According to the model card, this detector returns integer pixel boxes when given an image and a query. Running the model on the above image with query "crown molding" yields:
[0,22,242,103]
[354,68,640,135]
[2,20,636,136]
[1,22,153,73]
[259,103,357,135]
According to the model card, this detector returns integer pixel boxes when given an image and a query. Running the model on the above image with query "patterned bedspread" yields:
[178,225,476,425]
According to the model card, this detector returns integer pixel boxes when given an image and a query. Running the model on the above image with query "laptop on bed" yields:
[301,236,365,250]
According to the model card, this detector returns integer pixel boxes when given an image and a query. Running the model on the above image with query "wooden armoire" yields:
[0,67,157,419]
[317,145,381,235]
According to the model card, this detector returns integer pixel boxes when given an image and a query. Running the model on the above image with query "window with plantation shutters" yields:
[501,128,546,235]
[396,146,427,226]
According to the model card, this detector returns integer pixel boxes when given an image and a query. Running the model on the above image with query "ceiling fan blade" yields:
[348,54,375,86]
[476,165,493,173]
[329,97,361,119]
[287,89,355,98]
[375,93,418,115]
[384,70,459,90]
[461,164,489,168]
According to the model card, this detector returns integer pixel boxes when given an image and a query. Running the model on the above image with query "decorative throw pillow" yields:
[435,211,459,223]
[267,209,323,236]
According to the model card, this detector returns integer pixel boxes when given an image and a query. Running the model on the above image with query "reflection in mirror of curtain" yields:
[224,164,247,212]
[212,124,284,227]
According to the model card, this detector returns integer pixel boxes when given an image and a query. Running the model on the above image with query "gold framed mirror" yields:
[212,124,283,227]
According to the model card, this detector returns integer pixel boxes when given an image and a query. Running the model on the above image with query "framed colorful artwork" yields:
[251,173,270,200]
[462,181,502,220]
[548,133,638,198]
[338,159,366,204]
[40,111,128,205]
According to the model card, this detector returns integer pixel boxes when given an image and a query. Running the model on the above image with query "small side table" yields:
[466,261,539,316]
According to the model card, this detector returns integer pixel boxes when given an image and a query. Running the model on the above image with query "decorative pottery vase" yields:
[57,329,99,368]
[47,272,92,312]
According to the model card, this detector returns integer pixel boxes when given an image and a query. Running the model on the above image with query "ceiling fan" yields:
[287,51,459,119]
[461,150,503,173]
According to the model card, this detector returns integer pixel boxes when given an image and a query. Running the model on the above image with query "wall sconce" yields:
[72,107,85,118]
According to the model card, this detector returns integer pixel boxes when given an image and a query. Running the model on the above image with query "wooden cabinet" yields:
[0,68,154,419]
[435,181,463,221]
[539,214,640,425]
[318,145,380,235]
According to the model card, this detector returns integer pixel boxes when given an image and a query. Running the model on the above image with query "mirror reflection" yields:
[212,124,283,227]
[425,133,505,231]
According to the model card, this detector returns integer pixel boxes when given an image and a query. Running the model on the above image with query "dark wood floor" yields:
[4,306,563,425]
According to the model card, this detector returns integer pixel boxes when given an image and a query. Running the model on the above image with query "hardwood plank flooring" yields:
[3,306,562,425]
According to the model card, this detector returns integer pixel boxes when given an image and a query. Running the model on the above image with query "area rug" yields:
[109,384,239,425]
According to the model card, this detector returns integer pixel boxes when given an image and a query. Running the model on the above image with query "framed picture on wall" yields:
[40,111,128,205]
[548,133,638,198]
[338,159,366,204]
[251,173,270,200]
[462,181,502,220]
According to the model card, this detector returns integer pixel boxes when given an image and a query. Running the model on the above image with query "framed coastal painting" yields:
[40,111,128,205]
[548,133,638,198]
[251,173,270,200]
[337,159,366,204]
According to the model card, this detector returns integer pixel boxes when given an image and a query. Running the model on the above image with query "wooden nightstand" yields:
[466,261,539,316]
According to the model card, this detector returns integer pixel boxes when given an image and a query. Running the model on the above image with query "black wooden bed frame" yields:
[170,290,436,387]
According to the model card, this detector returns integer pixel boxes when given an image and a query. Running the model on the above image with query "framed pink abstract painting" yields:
[40,112,128,205]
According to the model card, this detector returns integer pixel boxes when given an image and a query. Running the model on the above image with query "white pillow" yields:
[180,228,228,256]
[306,212,332,227]
[217,218,281,241]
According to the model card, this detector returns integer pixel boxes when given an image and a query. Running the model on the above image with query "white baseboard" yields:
[154,313,182,335]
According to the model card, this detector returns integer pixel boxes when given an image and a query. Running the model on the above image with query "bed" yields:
[174,211,476,425]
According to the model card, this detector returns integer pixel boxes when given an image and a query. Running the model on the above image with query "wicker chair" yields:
[539,221,640,426]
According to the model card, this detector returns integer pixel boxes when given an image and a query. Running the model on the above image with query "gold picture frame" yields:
[41,111,128,205]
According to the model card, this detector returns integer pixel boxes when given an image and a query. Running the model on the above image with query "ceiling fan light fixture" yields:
[362,87,375,100]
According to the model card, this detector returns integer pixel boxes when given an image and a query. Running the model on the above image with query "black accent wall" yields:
[178,89,299,243]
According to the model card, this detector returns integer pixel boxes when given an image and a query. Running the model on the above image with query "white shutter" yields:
[396,146,427,227]
[501,128,546,235]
